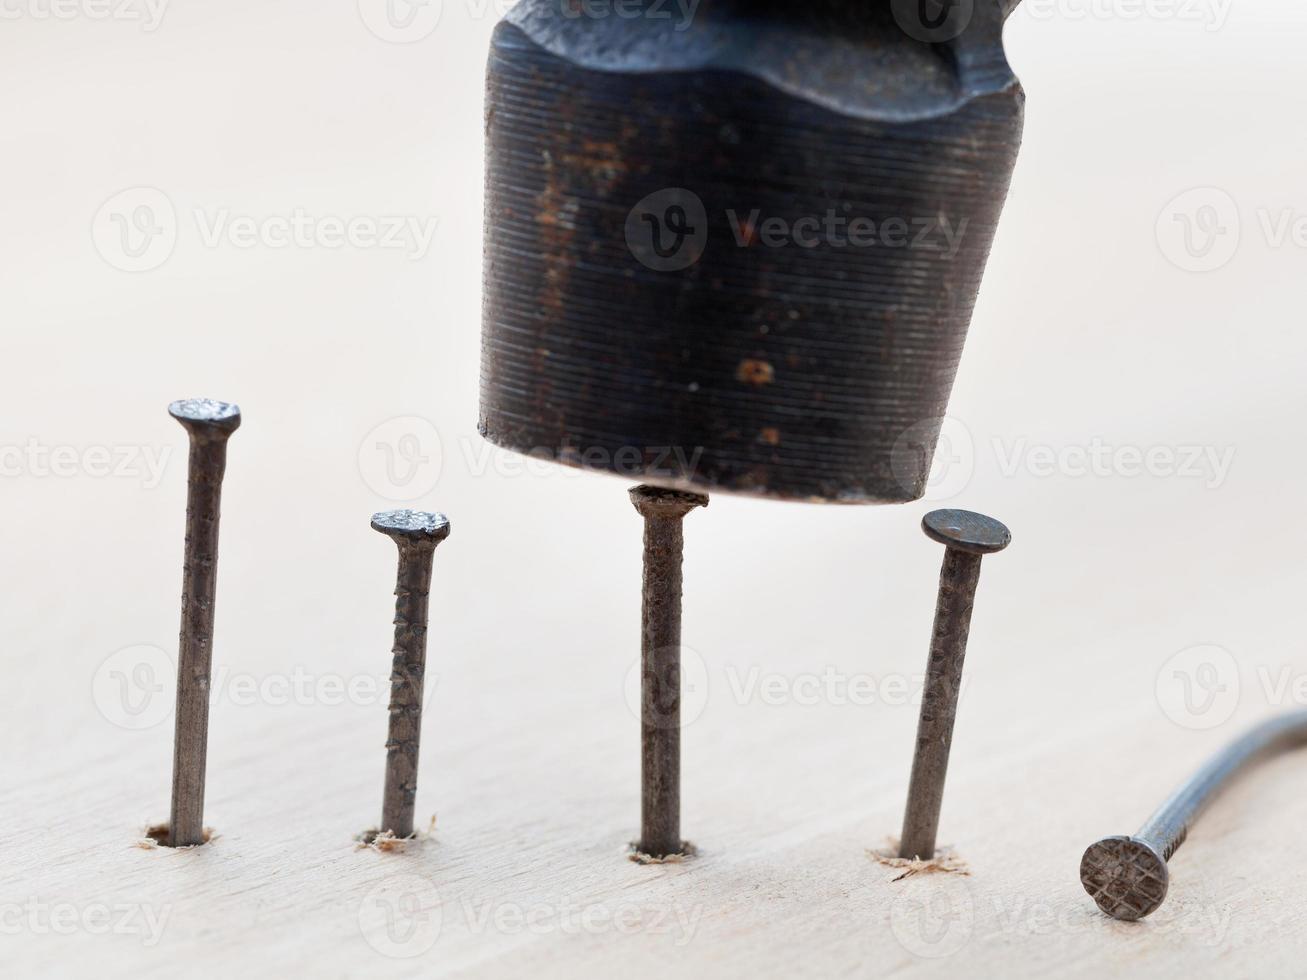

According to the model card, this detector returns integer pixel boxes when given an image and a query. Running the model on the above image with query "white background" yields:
[4,1,1307,975]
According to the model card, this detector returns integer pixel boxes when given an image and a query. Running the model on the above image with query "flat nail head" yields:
[629,486,709,519]
[169,398,242,433]
[371,509,452,543]
[922,509,1011,555]
[1080,836,1170,921]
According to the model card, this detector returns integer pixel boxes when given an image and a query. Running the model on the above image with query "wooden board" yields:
[4,2,1307,976]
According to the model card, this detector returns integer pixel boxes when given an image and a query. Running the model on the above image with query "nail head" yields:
[922,509,1011,555]
[629,485,710,519]
[169,398,242,431]
[371,509,452,542]
[1080,836,1170,921]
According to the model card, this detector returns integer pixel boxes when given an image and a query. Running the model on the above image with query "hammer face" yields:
[480,2,1024,503]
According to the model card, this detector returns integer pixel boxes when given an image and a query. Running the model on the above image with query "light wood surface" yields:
[4,1,1307,976]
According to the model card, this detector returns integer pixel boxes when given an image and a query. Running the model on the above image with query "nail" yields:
[372,509,451,840]
[898,509,1011,861]
[168,398,241,848]
[629,485,708,860]
[1081,710,1307,920]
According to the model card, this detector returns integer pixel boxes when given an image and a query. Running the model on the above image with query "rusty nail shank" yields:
[630,485,708,859]
[373,509,451,839]
[1082,710,1307,921]
[167,398,241,848]
[898,509,1010,861]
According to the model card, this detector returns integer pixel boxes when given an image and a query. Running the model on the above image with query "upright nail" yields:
[372,509,451,839]
[629,485,708,860]
[168,398,241,848]
[898,509,1011,861]
[1082,710,1307,920]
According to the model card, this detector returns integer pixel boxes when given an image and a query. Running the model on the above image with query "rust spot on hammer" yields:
[735,359,775,387]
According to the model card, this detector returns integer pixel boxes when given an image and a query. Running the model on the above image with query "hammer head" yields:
[480,0,1024,503]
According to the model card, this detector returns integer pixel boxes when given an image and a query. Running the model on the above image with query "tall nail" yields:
[629,485,708,860]
[168,398,241,848]
[898,509,1011,861]
[372,509,451,839]
[1082,710,1307,921]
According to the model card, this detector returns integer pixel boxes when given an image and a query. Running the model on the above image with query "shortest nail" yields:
[372,509,451,841]
[898,509,1010,862]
